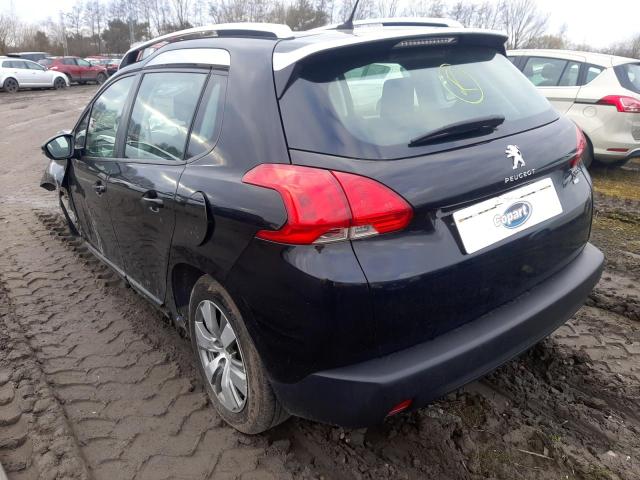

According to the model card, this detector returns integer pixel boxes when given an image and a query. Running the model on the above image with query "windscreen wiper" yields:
[408,115,505,147]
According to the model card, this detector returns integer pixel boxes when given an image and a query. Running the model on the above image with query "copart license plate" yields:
[453,178,563,254]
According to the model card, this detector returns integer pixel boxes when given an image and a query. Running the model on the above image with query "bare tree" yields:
[498,0,549,49]
[376,0,399,18]
[66,1,84,37]
[172,0,191,28]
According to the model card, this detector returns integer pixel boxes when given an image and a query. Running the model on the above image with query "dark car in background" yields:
[40,56,108,85]
[40,20,604,434]
[7,51,51,62]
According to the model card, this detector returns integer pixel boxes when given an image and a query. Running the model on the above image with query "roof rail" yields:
[120,23,293,69]
[307,17,464,32]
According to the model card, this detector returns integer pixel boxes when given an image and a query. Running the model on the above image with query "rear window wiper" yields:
[408,115,505,147]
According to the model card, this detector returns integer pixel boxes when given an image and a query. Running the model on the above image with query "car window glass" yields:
[77,59,91,67]
[125,72,206,161]
[75,111,90,150]
[280,46,556,159]
[85,76,135,158]
[558,61,580,86]
[26,61,44,71]
[13,60,28,69]
[343,63,408,117]
[585,65,604,84]
[187,76,226,158]
[62,58,76,66]
[523,57,567,86]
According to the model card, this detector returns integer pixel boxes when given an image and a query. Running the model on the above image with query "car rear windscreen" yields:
[615,63,640,94]
[279,45,557,159]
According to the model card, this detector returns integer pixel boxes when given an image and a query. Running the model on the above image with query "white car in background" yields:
[0,56,69,93]
[508,49,640,167]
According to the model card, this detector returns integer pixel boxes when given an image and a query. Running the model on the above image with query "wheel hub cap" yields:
[194,300,247,413]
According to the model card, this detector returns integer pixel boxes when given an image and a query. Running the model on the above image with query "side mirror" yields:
[42,134,74,160]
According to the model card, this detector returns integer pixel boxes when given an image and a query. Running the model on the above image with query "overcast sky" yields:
[1,0,639,49]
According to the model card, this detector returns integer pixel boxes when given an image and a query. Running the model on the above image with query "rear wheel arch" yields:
[581,132,594,168]
[171,263,208,321]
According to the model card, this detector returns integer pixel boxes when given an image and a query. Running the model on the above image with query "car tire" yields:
[53,77,67,90]
[96,73,106,85]
[3,77,19,93]
[188,275,289,434]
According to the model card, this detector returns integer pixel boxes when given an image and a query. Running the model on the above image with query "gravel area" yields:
[0,86,638,480]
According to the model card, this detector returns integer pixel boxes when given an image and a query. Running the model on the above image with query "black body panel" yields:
[271,243,603,426]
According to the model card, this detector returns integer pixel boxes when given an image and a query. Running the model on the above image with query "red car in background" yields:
[85,56,121,77]
[40,56,108,85]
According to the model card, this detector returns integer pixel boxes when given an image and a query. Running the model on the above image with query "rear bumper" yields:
[272,243,604,427]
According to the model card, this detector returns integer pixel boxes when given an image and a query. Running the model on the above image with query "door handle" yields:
[141,197,164,207]
[141,192,164,212]
[93,182,106,195]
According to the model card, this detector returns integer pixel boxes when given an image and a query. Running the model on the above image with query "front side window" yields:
[63,58,76,66]
[280,45,556,160]
[523,57,567,86]
[85,76,135,158]
[26,61,45,71]
[77,59,91,67]
[124,72,206,161]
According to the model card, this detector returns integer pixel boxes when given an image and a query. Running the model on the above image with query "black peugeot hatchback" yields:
[41,19,604,434]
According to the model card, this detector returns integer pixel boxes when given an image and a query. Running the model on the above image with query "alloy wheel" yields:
[4,78,18,93]
[54,78,66,90]
[194,299,248,413]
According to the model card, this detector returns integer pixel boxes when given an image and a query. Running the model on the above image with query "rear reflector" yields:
[387,399,413,416]
[242,164,413,245]
[606,147,629,152]
[597,95,640,113]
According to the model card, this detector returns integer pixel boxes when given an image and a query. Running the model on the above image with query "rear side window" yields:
[125,72,207,161]
[186,75,226,158]
[280,46,556,160]
[614,63,640,94]
[86,76,135,158]
[523,57,566,86]
[585,65,604,84]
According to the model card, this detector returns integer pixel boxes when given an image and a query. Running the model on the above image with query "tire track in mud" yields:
[0,206,294,480]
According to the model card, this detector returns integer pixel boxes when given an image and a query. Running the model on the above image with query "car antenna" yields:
[336,0,361,31]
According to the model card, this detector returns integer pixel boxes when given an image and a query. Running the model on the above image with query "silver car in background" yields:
[508,49,640,167]
[0,56,69,93]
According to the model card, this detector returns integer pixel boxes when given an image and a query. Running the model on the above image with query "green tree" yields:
[285,0,329,31]
[102,19,149,54]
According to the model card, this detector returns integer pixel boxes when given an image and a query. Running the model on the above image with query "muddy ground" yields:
[0,87,638,480]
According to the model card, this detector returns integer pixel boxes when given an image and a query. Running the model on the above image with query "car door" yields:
[521,56,584,114]
[25,60,49,85]
[76,58,96,80]
[106,69,216,304]
[10,60,32,86]
[67,75,137,270]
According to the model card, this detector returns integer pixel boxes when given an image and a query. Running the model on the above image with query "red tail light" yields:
[387,399,413,416]
[242,164,413,245]
[597,95,640,113]
[571,126,587,169]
